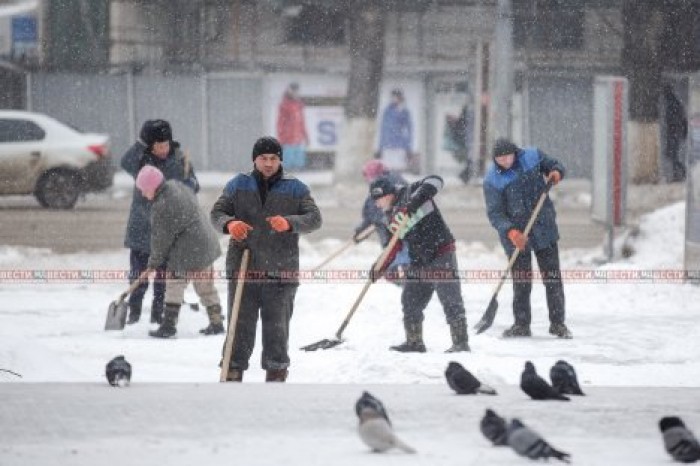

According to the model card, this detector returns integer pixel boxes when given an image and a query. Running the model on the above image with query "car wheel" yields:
[35,169,82,209]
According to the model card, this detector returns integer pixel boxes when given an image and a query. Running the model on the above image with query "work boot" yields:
[549,322,573,339]
[148,304,179,338]
[200,304,225,335]
[225,369,244,382]
[150,302,163,324]
[126,303,141,325]
[445,318,470,352]
[265,369,288,382]
[502,323,531,338]
[390,321,427,353]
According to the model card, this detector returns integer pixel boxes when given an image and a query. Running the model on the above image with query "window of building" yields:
[514,0,584,51]
[284,4,346,46]
[0,119,46,142]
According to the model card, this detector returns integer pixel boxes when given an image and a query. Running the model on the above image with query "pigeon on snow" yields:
[105,355,131,387]
[445,361,497,395]
[659,416,700,463]
[521,361,569,401]
[550,360,585,396]
[507,418,571,463]
[480,408,508,446]
[355,391,415,454]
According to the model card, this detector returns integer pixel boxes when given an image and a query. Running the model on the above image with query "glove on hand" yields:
[227,220,253,241]
[267,216,290,232]
[507,229,527,251]
[546,170,561,185]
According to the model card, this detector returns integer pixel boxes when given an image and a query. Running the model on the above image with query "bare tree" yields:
[334,0,386,183]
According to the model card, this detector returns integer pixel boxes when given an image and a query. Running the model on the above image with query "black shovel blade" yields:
[299,338,343,351]
[474,296,499,335]
[105,301,128,331]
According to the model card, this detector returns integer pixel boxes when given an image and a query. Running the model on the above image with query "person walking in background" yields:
[211,136,322,382]
[276,82,309,170]
[663,85,688,182]
[368,174,470,353]
[121,119,199,325]
[378,89,413,172]
[445,103,475,184]
[133,166,223,339]
[483,138,572,339]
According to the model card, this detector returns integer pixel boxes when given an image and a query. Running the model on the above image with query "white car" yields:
[0,110,114,209]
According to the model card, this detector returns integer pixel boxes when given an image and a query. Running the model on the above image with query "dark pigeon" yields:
[659,416,700,463]
[550,360,585,396]
[480,409,508,446]
[445,361,497,395]
[507,418,571,463]
[105,355,131,387]
[521,361,569,401]
[355,391,391,426]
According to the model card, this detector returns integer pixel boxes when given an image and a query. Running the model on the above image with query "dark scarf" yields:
[253,167,283,205]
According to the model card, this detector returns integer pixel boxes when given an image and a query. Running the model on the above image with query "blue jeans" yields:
[282,144,306,170]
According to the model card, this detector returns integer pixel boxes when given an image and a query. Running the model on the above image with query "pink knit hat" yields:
[135,165,164,194]
[362,160,387,182]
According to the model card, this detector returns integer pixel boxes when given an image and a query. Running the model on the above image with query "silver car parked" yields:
[0,110,114,209]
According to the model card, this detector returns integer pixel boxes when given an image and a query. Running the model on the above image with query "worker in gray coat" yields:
[211,136,322,382]
[134,165,223,339]
[121,119,199,325]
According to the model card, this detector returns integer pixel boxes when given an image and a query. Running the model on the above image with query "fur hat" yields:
[369,175,397,200]
[140,119,172,147]
[252,136,283,161]
[362,160,387,182]
[135,165,164,194]
[493,138,519,158]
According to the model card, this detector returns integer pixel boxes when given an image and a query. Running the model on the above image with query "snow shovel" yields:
[219,249,250,382]
[474,180,555,334]
[312,225,375,271]
[104,270,150,331]
[300,215,409,351]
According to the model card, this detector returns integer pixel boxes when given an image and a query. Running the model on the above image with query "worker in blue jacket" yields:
[483,138,572,339]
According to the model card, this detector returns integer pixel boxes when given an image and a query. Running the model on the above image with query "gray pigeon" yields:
[521,361,569,401]
[507,418,571,463]
[355,391,391,425]
[445,361,497,395]
[105,355,131,387]
[550,360,585,396]
[480,409,508,446]
[659,416,700,463]
[355,392,415,454]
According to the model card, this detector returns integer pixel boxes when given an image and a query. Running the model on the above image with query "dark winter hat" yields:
[252,136,283,161]
[140,119,172,147]
[493,138,519,158]
[369,175,397,200]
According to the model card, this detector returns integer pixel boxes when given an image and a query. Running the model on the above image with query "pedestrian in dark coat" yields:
[121,119,199,325]
[134,166,222,339]
[483,138,571,339]
[369,174,469,353]
[211,136,322,382]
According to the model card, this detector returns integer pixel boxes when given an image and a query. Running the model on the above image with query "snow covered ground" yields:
[1,201,699,465]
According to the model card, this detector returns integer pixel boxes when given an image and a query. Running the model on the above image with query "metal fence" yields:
[28,71,263,173]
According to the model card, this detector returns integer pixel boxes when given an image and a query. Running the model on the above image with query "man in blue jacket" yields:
[483,138,572,339]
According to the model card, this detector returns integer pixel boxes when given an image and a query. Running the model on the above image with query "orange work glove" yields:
[267,216,290,232]
[227,220,253,241]
[546,170,561,185]
[507,229,527,251]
